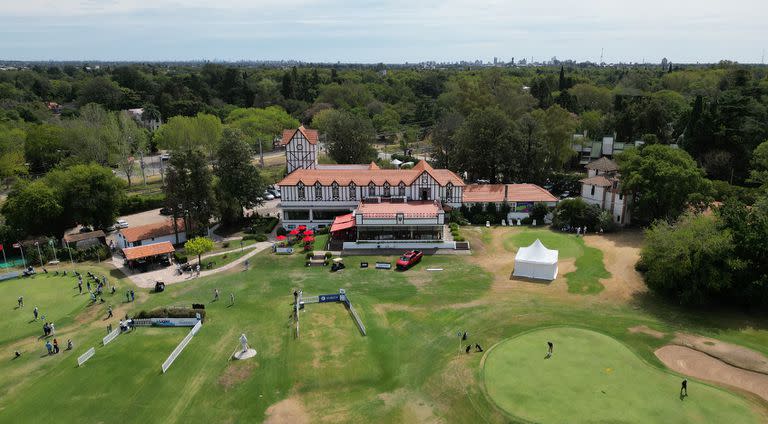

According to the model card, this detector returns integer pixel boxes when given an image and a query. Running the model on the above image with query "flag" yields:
[12,243,20,249]
[0,244,3,251]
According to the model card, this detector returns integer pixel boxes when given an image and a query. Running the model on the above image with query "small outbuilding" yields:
[513,239,558,280]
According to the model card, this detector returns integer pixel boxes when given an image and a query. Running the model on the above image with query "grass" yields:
[505,228,609,294]
[0,231,766,423]
[201,248,253,270]
[483,327,762,423]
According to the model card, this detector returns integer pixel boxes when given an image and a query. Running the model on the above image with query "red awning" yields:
[276,235,287,241]
[123,242,175,261]
[330,214,356,233]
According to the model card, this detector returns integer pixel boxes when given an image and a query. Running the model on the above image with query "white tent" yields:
[513,239,558,280]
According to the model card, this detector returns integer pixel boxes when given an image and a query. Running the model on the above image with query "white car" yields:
[116,220,129,229]
[264,193,275,200]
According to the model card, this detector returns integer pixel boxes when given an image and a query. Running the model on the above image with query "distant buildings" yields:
[126,108,162,131]
[579,157,631,226]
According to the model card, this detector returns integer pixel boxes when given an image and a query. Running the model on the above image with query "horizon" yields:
[1,0,766,64]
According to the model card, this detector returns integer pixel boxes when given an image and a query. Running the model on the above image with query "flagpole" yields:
[1,246,7,268]
[18,243,26,267]
[66,241,74,266]
[35,242,43,267]
[50,239,58,262]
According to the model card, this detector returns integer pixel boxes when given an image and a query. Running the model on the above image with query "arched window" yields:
[314,182,323,200]
[383,182,391,197]
[297,182,305,200]
[349,182,357,200]
[331,182,340,200]
[398,182,406,197]
[445,183,453,201]
[368,182,376,197]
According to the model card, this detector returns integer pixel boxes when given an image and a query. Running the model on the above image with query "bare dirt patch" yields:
[582,232,646,302]
[218,361,257,391]
[377,388,441,423]
[264,397,311,424]
[655,345,768,402]
[628,325,666,339]
[672,333,768,375]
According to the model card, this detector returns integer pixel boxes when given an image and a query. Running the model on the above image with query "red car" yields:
[396,250,423,270]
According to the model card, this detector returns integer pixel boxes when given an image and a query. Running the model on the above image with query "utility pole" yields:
[139,149,147,186]
[35,241,43,266]
[259,138,264,168]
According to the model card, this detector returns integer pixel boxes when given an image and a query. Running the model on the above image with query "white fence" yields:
[161,321,202,374]
[102,328,121,345]
[77,347,96,367]
[347,302,367,336]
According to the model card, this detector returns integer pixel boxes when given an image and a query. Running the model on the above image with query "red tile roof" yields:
[330,213,356,233]
[280,125,319,146]
[119,219,184,243]
[277,166,464,187]
[63,230,106,243]
[462,184,558,203]
[357,201,441,218]
[579,175,614,187]
[123,241,175,261]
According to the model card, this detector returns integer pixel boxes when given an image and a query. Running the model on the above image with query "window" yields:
[619,193,623,200]
[421,175,428,184]
[297,143,303,150]
[331,182,340,200]
[349,183,357,200]
[315,182,323,200]
[398,182,406,196]
[590,185,595,196]
[383,182,391,197]
[445,183,453,200]
[617,215,621,223]
[368,182,376,197]
[297,182,305,200]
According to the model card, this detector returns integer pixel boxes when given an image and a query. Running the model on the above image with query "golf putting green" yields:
[482,327,762,423]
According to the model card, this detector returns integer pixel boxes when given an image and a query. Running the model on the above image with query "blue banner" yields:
[319,294,340,303]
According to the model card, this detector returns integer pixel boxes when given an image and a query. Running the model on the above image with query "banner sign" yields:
[151,317,200,327]
[275,247,294,254]
[514,202,534,213]
[318,294,341,303]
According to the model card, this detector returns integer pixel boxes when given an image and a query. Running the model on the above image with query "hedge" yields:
[119,193,165,215]
[245,216,279,234]
[135,307,206,321]
[242,234,267,242]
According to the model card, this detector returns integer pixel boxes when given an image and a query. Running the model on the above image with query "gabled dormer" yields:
[282,126,319,174]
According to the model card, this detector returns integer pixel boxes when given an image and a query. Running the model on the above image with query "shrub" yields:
[324,252,333,259]
[242,234,267,242]
[305,251,314,259]
[173,253,188,264]
[222,241,230,248]
[530,202,549,223]
[276,227,288,236]
[135,307,206,321]
[119,193,165,215]
[316,226,330,235]
[521,216,533,225]
[454,235,465,242]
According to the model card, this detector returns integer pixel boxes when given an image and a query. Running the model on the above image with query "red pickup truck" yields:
[396,250,423,270]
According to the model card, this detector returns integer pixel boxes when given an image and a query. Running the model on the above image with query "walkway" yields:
[112,241,273,288]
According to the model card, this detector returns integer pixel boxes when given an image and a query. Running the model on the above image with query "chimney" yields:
[504,185,508,202]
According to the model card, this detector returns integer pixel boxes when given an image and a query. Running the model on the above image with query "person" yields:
[43,322,49,336]
[45,340,53,355]
[17,296,23,308]
[195,263,201,277]
[53,339,59,354]
[126,291,130,302]
[86,281,91,292]
[130,290,135,302]
[214,289,220,301]
[66,339,73,350]
[111,285,116,294]
[465,345,472,354]
[77,280,83,294]
[681,379,688,396]
[230,293,235,305]
[33,306,39,320]
[14,351,21,359]
[547,341,554,354]
[475,343,483,352]
[50,322,55,336]
[244,259,250,270]
[43,267,48,274]
[462,331,467,341]
[107,305,113,318]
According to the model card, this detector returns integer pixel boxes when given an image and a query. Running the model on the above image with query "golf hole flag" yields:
[12,243,20,249]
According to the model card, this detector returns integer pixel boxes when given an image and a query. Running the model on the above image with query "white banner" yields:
[161,321,202,373]
[151,317,199,327]
[77,347,95,367]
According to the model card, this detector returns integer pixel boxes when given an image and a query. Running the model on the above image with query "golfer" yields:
[681,379,688,396]
[547,341,554,354]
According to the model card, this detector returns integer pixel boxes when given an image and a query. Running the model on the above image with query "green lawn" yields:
[483,327,762,423]
[0,239,766,423]
[201,248,253,270]
[505,228,609,294]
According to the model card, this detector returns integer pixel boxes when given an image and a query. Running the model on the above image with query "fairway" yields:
[482,327,762,423]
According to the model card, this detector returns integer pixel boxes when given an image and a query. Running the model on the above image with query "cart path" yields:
[111,241,273,288]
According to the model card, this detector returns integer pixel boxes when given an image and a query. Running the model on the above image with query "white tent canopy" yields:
[513,239,558,280]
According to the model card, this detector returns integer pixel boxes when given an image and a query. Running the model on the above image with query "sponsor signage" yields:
[318,294,341,303]
[276,247,294,254]
[151,317,199,327]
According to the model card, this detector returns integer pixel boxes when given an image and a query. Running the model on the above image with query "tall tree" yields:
[316,110,376,164]
[154,113,223,158]
[454,107,518,183]
[115,111,148,187]
[164,150,215,234]
[1,180,64,236]
[46,164,125,230]
[215,128,264,224]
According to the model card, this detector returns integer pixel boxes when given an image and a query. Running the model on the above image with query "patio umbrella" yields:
[276,235,287,241]
[302,236,315,243]
[297,225,307,230]
[303,229,314,236]
[288,229,300,236]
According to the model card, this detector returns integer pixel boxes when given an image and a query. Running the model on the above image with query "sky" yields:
[0,0,766,63]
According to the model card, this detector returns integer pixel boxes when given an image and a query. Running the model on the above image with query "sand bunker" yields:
[655,345,768,402]
[264,397,310,424]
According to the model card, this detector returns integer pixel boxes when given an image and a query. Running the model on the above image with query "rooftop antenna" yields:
[600,48,604,65]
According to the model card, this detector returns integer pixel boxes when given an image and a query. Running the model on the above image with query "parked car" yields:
[263,192,275,200]
[116,220,129,229]
[559,191,571,199]
[396,250,423,270]
[160,153,170,161]
[268,188,281,198]
[159,207,173,216]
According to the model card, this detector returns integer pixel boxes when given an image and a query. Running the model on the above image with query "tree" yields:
[537,105,578,171]
[77,77,124,109]
[24,124,67,173]
[224,106,298,151]
[164,150,215,233]
[569,83,613,113]
[639,214,735,305]
[748,140,768,188]
[46,164,125,230]
[215,128,264,224]
[115,111,148,187]
[154,113,223,158]
[552,198,602,229]
[530,202,549,223]
[318,110,376,164]
[0,123,28,181]
[184,236,215,266]
[454,107,517,183]
[618,145,710,223]
[1,180,64,236]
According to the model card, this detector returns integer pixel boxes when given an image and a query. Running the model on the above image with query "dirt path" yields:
[582,231,647,302]
[655,345,768,402]
[264,397,310,424]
